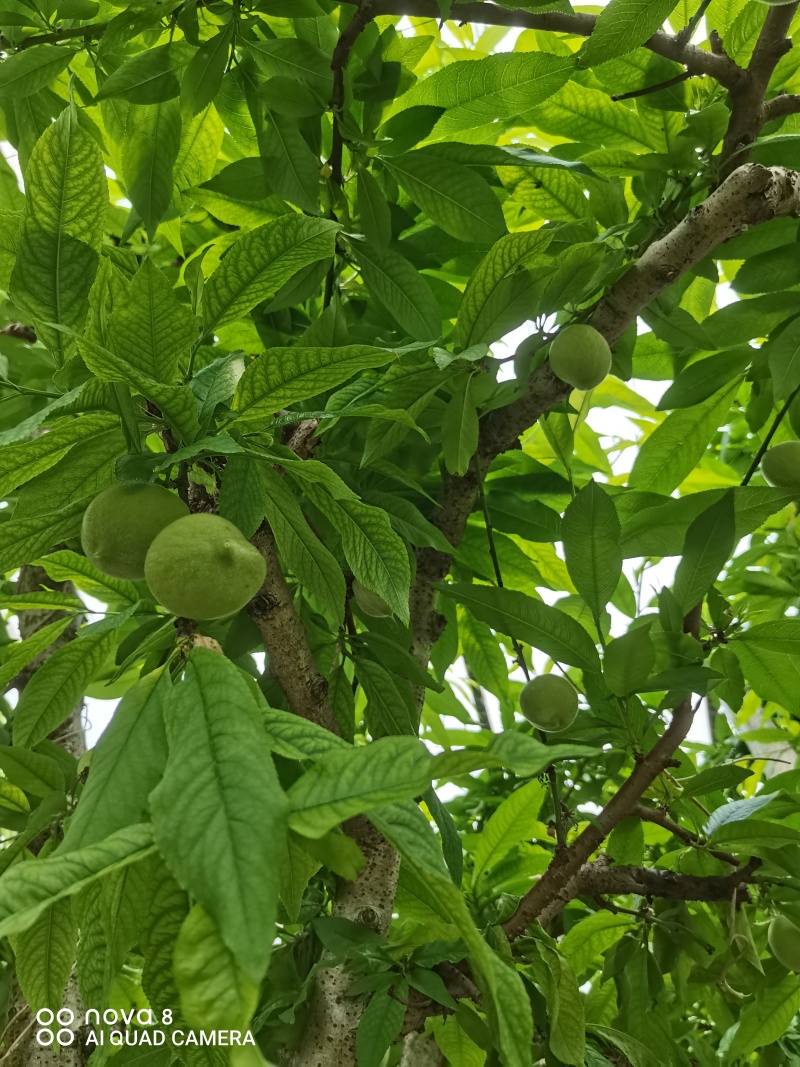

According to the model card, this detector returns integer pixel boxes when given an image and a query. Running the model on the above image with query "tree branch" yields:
[329,2,376,186]
[16,21,108,49]
[764,92,800,123]
[342,0,744,90]
[718,2,799,179]
[633,804,739,867]
[248,524,336,733]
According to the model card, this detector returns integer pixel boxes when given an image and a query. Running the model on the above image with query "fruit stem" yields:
[742,382,800,485]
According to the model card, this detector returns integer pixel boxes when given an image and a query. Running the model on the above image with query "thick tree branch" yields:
[248,524,336,733]
[342,0,744,90]
[719,2,799,179]
[763,92,800,123]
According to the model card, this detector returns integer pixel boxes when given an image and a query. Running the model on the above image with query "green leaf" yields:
[62,671,169,851]
[442,375,479,476]
[0,414,118,501]
[629,382,740,494]
[386,153,505,245]
[203,215,339,332]
[261,109,321,214]
[182,28,232,116]
[0,746,65,799]
[657,349,752,410]
[349,239,441,342]
[731,621,800,715]
[766,315,800,401]
[0,502,86,575]
[560,911,632,977]
[355,657,417,737]
[0,824,155,940]
[370,803,533,1067]
[562,480,622,617]
[11,898,77,1013]
[149,650,288,983]
[31,549,140,605]
[473,780,545,880]
[603,625,655,697]
[607,817,644,866]
[357,169,392,246]
[526,939,585,1066]
[0,618,72,695]
[356,989,407,1067]
[108,258,197,384]
[455,230,552,348]
[307,490,411,623]
[288,737,431,838]
[120,99,182,240]
[580,0,680,67]
[400,51,576,135]
[438,583,600,672]
[728,973,800,1058]
[13,632,115,749]
[261,704,351,760]
[96,45,181,104]
[672,490,735,613]
[260,467,346,623]
[174,903,258,1032]
[10,108,106,364]
[704,793,776,837]
[233,345,399,425]
[0,45,75,98]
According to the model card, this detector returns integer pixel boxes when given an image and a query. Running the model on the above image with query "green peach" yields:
[549,324,612,391]
[519,674,579,733]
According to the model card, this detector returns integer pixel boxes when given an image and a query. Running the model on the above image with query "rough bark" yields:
[399,1033,445,1066]
[293,818,400,1067]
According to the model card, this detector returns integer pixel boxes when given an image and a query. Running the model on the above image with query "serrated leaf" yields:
[731,620,800,715]
[355,657,417,738]
[120,99,182,240]
[261,108,321,214]
[11,898,77,1013]
[386,152,505,245]
[149,651,288,983]
[203,215,339,332]
[182,28,232,116]
[442,375,479,476]
[400,51,576,135]
[0,746,65,798]
[0,824,155,940]
[562,480,622,617]
[672,490,735,613]
[13,632,115,749]
[174,903,258,1032]
[473,780,545,880]
[438,583,600,672]
[0,45,76,99]
[728,973,800,1058]
[96,45,181,104]
[306,489,411,623]
[455,230,553,348]
[10,108,106,364]
[233,346,399,425]
[356,989,406,1067]
[288,737,431,838]
[349,239,441,342]
[603,625,655,697]
[629,382,740,494]
[62,671,169,851]
[108,258,197,384]
[580,0,680,67]
[260,467,346,623]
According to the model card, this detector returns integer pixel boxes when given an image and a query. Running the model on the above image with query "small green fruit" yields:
[519,674,578,733]
[768,914,800,971]
[81,482,189,580]
[352,580,392,618]
[144,514,266,620]
[549,324,612,391]
[761,441,800,491]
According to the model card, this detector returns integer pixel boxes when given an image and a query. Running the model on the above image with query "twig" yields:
[634,803,739,866]
[16,21,109,49]
[328,2,375,186]
[764,93,800,123]
[676,0,713,49]
[611,71,690,102]
[742,382,800,485]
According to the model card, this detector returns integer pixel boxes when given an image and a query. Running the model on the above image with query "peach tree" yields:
[0,1,800,1065]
